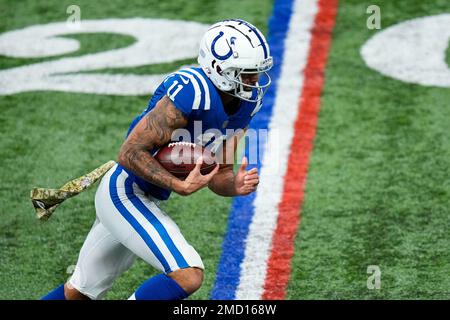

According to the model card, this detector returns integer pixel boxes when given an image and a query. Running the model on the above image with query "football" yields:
[154,142,218,180]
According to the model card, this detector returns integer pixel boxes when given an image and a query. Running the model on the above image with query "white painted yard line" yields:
[235,0,319,300]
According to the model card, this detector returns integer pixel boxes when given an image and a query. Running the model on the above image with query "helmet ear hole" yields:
[216,65,222,75]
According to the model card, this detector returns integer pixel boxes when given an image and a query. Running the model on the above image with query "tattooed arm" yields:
[118,95,218,196]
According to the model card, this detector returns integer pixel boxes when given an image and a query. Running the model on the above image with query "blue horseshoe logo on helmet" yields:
[211,32,234,60]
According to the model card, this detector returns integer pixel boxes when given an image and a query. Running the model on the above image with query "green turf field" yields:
[288,0,450,299]
[1,0,450,300]
[0,0,272,300]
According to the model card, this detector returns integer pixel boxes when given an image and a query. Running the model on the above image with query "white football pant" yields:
[68,163,203,299]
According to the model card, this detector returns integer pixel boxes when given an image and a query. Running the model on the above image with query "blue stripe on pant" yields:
[109,166,189,272]
[123,175,189,269]
[108,166,172,272]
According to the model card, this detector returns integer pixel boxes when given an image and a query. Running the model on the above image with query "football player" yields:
[42,19,272,300]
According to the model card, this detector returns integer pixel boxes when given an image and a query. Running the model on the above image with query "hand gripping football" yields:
[154,142,217,180]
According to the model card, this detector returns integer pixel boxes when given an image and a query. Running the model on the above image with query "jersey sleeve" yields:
[163,73,199,117]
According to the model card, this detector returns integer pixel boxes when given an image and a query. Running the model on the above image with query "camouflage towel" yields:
[30,160,116,221]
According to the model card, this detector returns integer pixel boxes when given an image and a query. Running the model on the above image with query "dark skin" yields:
[117,95,220,196]
[118,72,260,197]
[118,93,258,197]
[64,73,260,299]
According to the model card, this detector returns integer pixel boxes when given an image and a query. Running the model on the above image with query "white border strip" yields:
[235,0,319,300]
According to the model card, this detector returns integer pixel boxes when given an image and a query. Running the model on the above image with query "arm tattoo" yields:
[118,95,188,191]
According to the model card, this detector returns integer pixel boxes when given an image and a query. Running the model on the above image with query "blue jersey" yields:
[121,67,262,200]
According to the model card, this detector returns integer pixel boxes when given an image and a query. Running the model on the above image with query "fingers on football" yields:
[190,156,204,174]
[204,164,220,179]
[195,156,204,166]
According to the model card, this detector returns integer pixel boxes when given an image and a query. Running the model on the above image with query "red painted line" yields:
[262,0,338,300]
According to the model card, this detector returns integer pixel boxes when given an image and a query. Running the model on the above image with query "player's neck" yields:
[219,91,240,116]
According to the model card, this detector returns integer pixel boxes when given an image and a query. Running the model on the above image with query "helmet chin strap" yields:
[221,80,251,99]
[237,88,253,99]
[221,83,260,102]
[221,70,266,102]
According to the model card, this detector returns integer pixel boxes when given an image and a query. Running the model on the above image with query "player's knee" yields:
[168,267,204,294]
[64,282,91,300]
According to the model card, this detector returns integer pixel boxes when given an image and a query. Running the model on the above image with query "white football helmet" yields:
[198,19,273,102]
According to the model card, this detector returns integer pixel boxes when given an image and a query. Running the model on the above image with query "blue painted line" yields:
[211,0,295,299]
